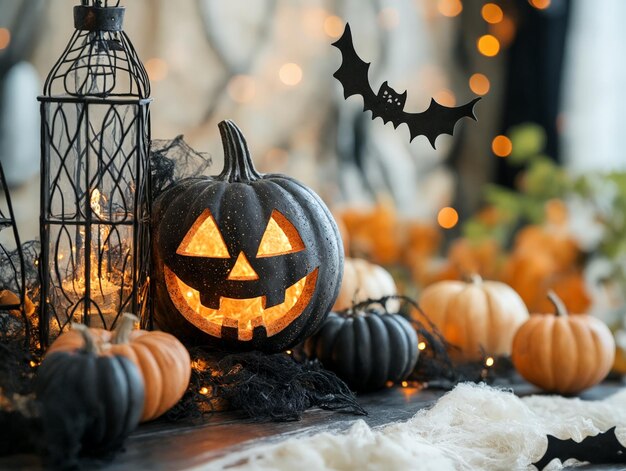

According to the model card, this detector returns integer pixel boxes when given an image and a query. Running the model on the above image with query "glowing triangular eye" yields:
[177,209,230,258]
[256,210,305,258]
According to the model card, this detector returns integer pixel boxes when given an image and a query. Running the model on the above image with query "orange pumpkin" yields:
[333,258,397,311]
[512,292,615,394]
[417,275,529,361]
[47,314,191,422]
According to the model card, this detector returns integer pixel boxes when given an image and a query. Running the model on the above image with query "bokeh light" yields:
[434,89,456,107]
[481,4,503,24]
[323,15,344,38]
[477,34,500,57]
[378,8,400,29]
[469,73,490,96]
[437,0,463,17]
[279,63,303,86]
[227,75,256,104]
[145,58,168,82]
[490,16,516,47]
[0,28,11,50]
[492,135,513,157]
[438,207,459,229]
[529,0,551,9]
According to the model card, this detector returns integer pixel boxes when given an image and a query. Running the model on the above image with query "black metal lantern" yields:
[38,0,151,346]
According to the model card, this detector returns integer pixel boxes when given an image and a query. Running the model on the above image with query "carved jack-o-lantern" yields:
[152,120,344,351]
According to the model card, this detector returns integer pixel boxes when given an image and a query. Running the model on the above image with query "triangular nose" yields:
[227,252,259,281]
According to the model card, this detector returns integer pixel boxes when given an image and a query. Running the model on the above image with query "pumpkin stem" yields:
[71,323,100,354]
[469,274,483,285]
[112,313,139,344]
[217,120,262,183]
[547,290,568,317]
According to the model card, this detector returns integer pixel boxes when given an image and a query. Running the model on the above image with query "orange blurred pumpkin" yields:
[47,314,191,422]
[512,292,615,394]
[417,275,529,361]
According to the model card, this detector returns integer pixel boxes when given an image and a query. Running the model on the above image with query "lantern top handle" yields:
[74,1,125,32]
[41,0,150,99]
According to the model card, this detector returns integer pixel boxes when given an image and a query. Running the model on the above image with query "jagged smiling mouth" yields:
[164,266,318,341]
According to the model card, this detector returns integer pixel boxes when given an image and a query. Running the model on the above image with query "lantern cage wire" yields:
[38,0,151,347]
[0,162,29,347]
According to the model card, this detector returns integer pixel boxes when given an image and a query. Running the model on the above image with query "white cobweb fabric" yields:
[199,382,626,471]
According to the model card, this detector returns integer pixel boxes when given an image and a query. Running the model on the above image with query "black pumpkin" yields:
[304,308,419,391]
[152,120,344,352]
[35,325,144,458]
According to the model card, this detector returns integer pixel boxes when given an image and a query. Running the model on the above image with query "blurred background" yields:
[2,0,626,356]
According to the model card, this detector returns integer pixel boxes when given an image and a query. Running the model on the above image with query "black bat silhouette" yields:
[533,426,626,470]
[332,23,480,149]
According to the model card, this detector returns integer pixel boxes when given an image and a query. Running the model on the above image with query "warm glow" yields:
[490,17,516,47]
[257,210,305,257]
[227,252,259,281]
[199,387,209,395]
[177,209,230,258]
[227,75,256,104]
[481,3,503,24]
[437,0,463,17]
[279,63,303,86]
[145,58,168,82]
[418,341,427,351]
[477,35,500,57]
[378,7,400,29]
[469,73,490,96]
[529,0,550,9]
[0,28,10,50]
[485,357,495,367]
[433,89,456,107]
[401,381,408,388]
[165,266,318,340]
[492,135,513,157]
[437,207,459,229]
[324,15,344,38]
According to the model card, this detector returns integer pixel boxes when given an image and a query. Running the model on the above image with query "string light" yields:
[145,58,168,82]
[286,350,292,355]
[492,135,512,157]
[418,341,427,351]
[199,387,209,395]
[0,28,10,50]
[469,73,490,96]
[437,207,459,229]
[437,0,463,17]
[279,63,303,86]
[401,381,408,388]
[490,17,516,47]
[323,15,343,38]
[477,35,500,57]
[485,357,495,367]
[481,3,503,24]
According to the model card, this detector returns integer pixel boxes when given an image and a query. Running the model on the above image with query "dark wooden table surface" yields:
[2,380,625,470]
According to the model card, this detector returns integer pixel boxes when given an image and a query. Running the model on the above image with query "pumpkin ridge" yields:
[560,319,578,393]
[570,319,595,391]
[130,342,164,420]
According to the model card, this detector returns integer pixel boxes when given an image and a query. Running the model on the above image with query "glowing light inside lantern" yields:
[177,210,230,258]
[485,356,495,367]
[227,253,259,281]
[257,210,305,257]
[418,341,427,351]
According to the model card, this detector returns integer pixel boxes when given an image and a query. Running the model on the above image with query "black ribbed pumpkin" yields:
[152,120,344,352]
[304,308,419,391]
[35,325,144,458]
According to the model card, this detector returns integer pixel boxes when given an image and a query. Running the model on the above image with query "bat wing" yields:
[533,427,626,470]
[332,24,378,114]
[402,97,481,149]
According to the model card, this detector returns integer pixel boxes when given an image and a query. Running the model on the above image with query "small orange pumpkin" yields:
[512,292,615,394]
[417,275,529,361]
[333,258,397,312]
[47,314,191,422]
